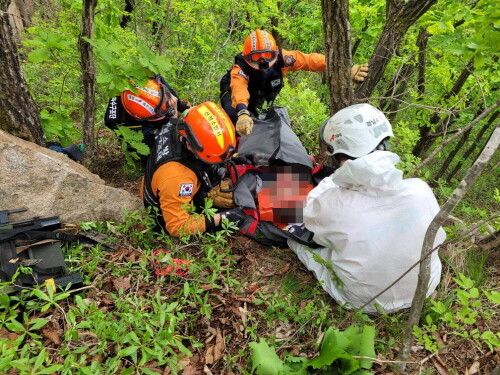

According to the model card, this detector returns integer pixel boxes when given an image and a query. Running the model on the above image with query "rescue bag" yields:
[229,107,320,248]
[0,209,85,294]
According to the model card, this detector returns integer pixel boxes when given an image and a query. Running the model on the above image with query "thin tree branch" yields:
[414,101,500,172]
[397,124,500,368]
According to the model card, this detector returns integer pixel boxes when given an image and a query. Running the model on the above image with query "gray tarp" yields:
[237,107,313,168]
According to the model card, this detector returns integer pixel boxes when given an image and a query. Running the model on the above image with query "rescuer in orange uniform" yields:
[220,29,369,136]
[141,101,247,237]
[104,75,191,165]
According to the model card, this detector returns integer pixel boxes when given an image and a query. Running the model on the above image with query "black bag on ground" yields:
[0,209,84,293]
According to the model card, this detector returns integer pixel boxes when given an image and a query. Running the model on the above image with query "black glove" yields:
[283,223,320,248]
[220,208,248,227]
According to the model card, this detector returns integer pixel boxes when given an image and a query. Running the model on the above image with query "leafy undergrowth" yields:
[0,210,498,374]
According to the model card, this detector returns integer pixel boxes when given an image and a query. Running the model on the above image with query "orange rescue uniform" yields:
[140,161,206,237]
[229,49,326,110]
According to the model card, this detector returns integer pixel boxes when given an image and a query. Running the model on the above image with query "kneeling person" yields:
[288,104,444,313]
[141,101,245,237]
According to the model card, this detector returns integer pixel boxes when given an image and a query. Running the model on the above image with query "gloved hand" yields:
[207,179,234,208]
[351,63,369,82]
[236,109,254,136]
[220,207,248,227]
[284,223,318,247]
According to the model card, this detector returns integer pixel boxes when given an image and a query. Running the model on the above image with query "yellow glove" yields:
[351,63,369,82]
[207,179,234,208]
[236,109,254,136]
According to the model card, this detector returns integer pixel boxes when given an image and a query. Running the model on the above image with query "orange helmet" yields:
[242,29,279,70]
[121,76,174,121]
[178,101,236,164]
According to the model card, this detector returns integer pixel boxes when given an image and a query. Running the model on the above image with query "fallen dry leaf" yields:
[42,329,61,345]
[468,361,480,375]
[112,276,131,291]
[246,282,259,294]
[204,328,224,365]
[181,354,203,375]
[230,306,241,318]
[238,303,249,327]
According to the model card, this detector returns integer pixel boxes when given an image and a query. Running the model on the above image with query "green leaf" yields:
[309,328,350,368]
[75,295,88,311]
[121,368,135,375]
[355,326,376,369]
[6,319,25,333]
[28,48,51,63]
[469,288,479,299]
[28,318,50,331]
[54,292,71,301]
[0,294,10,308]
[118,346,139,358]
[32,289,51,302]
[37,365,64,374]
[483,290,500,304]
[249,339,285,375]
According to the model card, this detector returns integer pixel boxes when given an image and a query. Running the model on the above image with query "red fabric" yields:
[152,249,190,277]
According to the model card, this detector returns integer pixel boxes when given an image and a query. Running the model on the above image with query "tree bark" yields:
[416,27,429,97]
[355,0,437,99]
[78,0,97,167]
[397,124,500,368]
[0,0,45,145]
[412,58,474,157]
[445,111,499,183]
[322,0,352,115]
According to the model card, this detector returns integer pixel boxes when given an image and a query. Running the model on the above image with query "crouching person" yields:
[288,104,444,313]
[141,101,246,237]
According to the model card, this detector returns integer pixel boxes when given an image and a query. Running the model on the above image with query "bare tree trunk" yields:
[445,111,499,183]
[416,27,428,97]
[120,0,134,28]
[351,19,368,57]
[379,27,428,121]
[434,128,471,181]
[154,0,173,54]
[380,63,415,121]
[397,124,500,369]
[0,0,44,145]
[414,101,499,173]
[322,0,352,115]
[413,58,474,157]
[355,0,437,99]
[78,0,97,167]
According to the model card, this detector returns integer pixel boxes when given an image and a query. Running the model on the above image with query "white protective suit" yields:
[288,151,444,313]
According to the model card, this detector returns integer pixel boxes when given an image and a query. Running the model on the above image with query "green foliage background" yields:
[19,0,499,213]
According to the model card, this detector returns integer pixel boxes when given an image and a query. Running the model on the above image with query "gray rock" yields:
[0,130,144,224]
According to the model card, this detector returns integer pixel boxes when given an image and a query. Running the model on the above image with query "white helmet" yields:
[319,103,394,158]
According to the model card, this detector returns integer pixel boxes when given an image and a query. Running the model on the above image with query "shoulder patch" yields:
[179,183,194,197]
[238,70,249,80]
[283,55,296,67]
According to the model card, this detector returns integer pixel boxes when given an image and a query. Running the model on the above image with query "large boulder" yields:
[0,130,144,223]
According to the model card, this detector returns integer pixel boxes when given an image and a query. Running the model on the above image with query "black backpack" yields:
[0,209,84,293]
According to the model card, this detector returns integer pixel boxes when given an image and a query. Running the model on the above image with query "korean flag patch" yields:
[179,183,194,197]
